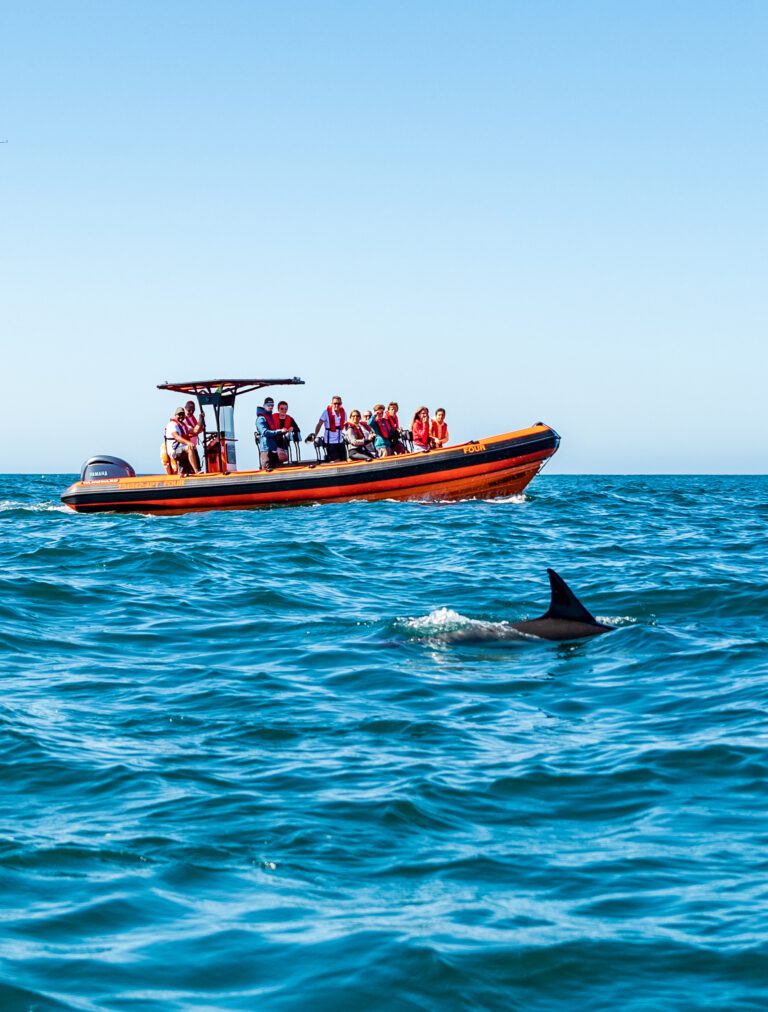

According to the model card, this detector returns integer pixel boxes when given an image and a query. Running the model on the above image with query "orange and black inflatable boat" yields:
[62,424,560,514]
[61,377,560,515]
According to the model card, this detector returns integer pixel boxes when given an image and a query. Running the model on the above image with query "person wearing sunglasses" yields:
[343,410,377,461]
[310,396,347,462]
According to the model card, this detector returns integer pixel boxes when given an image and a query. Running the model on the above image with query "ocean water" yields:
[1,473,767,1011]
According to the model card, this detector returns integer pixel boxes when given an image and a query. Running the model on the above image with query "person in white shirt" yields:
[310,395,347,462]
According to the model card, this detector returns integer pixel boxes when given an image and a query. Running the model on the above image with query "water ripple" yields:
[0,474,766,1008]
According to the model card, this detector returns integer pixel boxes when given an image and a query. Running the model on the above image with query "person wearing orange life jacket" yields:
[273,400,301,462]
[310,395,347,462]
[411,406,432,451]
[343,410,377,461]
[386,401,406,454]
[430,408,449,448]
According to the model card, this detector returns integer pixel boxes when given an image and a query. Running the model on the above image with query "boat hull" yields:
[61,425,559,514]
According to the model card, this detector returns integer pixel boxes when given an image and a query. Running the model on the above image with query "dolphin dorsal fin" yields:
[542,569,600,625]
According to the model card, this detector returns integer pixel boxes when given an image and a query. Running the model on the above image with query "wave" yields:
[0,499,70,514]
[0,473,766,1009]
[399,608,525,642]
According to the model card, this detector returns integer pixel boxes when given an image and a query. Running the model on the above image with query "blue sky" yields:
[1,1,765,473]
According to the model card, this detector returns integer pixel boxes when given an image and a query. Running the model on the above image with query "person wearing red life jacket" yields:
[273,400,302,462]
[255,396,284,471]
[430,408,449,448]
[310,396,347,462]
[343,410,377,461]
[370,404,396,456]
[386,401,406,454]
[181,400,204,473]
[411,406,432,451]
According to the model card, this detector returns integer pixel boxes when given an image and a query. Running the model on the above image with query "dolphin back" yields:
[542,569,602,626]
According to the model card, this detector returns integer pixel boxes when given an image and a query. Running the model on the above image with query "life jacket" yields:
[431,419,447,442]
[345,422,364,440]
[376,415,395,440]
[387,411,400,430]
[413,418,430,445]
[262,410,280,430]
[326,406,346,431]
[273,413,296,431]
[181,411,200,444]
[160,441,175,474]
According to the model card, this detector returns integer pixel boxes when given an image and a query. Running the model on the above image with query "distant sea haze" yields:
[1,474,766,1009]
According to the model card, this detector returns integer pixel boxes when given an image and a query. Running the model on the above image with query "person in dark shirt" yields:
[386,401,406,454]
[370,404,396,457]
[273,400,301,461]
[255,396,282,471]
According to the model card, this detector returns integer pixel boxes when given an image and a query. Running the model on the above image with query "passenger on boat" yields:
[255,396,282,471]
[343,410,377,461]
[181,400,204,473]
[431,408,449,448]
[386,402,407,454]
[370,404,396,457]
[311,396,347,462]
[272,400,300,462]
[164,408,197,476]
[411,406,432,451]
[360,410,376,445]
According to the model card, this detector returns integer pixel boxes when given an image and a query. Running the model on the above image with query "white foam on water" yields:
[0,500,70,513]
[400,608,521,641]
[414,493,530,506]
[488,493,528,505]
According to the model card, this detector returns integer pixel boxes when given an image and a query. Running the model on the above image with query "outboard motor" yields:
[80,455,136,481]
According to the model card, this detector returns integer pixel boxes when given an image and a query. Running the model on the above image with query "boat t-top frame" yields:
[158,377,304,473]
